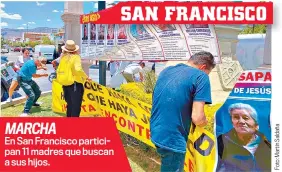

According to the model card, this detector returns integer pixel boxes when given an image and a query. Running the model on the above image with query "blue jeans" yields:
[156,147,186,172]
[18,78,41,113]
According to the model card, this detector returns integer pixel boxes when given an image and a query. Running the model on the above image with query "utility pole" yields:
[252,24,255,33]
[98,1,106,86]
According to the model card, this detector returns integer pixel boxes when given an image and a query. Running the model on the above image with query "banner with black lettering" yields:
[52,80,217,172]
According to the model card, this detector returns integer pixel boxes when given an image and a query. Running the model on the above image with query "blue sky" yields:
[1,1,116,29]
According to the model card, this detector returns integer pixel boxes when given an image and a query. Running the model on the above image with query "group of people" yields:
[6,40,90,117]
[5,48,48,116]
[4,40,270,171]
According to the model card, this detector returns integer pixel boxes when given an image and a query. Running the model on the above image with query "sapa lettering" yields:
[5,122,56,134]
[121,6,158,21]
[238,72,271,82]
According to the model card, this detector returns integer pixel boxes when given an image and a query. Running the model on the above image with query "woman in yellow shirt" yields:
[59,40,91,117]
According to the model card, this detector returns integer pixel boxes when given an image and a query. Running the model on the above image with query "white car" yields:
[1,48,9,53]
[34,45,56,62]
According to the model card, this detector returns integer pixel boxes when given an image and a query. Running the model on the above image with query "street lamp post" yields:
[98,1,106,86]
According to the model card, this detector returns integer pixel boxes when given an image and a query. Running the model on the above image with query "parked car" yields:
[1,48,9,53]
[1,56,21,101]
[34,45,56,63]
[14,47,21,52]
[1,56,10,101]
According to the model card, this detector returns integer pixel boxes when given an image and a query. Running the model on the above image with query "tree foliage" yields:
[28,41,40,48]
[41,36,53,45]
[240,24,267,34]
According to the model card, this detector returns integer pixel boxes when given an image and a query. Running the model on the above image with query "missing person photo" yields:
[90,24,96,40]
[215,100,271,172]
[152,24,176,32]
[98,24,105,40]
[107,24,115,40]
[117,24,127,39]
[82,24,88,40]
[1,69,9,78]
[130,24,148,38]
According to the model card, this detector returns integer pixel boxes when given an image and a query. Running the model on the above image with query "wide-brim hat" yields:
[61,40,79,52]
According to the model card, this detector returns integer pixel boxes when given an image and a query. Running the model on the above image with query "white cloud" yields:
[52,10,59,13]
[36,1,45,6]
[61,10,63,13]
[47,19,51,22]
[0,10,22,20]
[23,24,26,26]
[1,22,8,27]
[28,21,36,24]
[0,2,22,20]
[0,3,5,8]
[17,27,25,29]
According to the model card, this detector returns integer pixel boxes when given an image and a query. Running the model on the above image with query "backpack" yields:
[56,55,74,86]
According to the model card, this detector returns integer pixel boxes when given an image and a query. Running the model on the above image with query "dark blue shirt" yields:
[150,64,212,153]
[18,60,36,81]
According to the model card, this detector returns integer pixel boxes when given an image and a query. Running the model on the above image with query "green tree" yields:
[29,41,40,48]
[240,24,267,34]
[41,36,52,45]
[1,37,5,48]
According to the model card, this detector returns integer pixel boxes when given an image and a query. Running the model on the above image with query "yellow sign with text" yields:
[52,80,216,172]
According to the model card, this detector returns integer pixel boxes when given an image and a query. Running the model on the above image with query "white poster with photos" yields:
[80,24,221,63]
[80,23,89,58]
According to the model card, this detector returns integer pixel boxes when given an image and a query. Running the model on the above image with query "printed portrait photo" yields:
[98,24,105,40]
[117,24,127,39]
[130,24,148,38]
[82,24,88,40]
[90,24,96,40]
[1,69,9,78]
[107,24,115,40]
[215,99,271,172]
[152,24,176,32]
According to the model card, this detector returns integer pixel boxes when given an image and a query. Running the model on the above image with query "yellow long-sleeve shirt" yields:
[61,54,88,84]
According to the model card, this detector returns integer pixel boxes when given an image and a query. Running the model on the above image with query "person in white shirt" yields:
[122,62,145,82]
[8,48,33,102]
[109,61,120,77]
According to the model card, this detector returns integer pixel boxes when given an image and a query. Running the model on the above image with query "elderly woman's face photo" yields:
[231,109,258,135]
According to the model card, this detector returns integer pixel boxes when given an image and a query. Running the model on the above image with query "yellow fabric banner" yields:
[52,80,216,172]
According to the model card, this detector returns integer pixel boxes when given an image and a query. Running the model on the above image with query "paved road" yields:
[3,51,166,98]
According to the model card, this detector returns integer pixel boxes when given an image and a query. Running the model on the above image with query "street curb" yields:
[1,91,52,109]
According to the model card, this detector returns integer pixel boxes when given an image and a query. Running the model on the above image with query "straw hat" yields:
[61,40,79,52]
